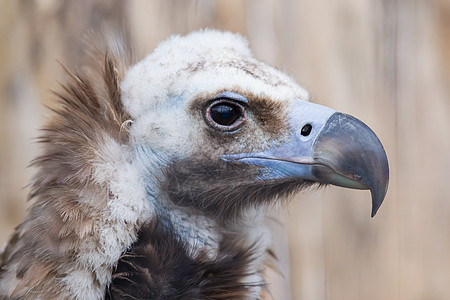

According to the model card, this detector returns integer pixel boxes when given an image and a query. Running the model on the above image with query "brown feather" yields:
[0,28,135,299]
[107,217,266,300]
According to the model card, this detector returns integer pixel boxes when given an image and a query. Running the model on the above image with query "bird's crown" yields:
[121,29,309,118]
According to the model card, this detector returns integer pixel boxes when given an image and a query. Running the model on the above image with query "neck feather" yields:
[0,31,151,299]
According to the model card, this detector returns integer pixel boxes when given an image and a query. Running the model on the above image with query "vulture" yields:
[0,29,389,299]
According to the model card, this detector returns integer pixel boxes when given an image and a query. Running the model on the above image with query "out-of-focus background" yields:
[1,1,449,299]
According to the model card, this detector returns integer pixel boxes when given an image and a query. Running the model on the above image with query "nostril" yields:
[301,124,312,136]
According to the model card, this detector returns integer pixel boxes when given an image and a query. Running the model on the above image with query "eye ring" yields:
[205,99,246,131]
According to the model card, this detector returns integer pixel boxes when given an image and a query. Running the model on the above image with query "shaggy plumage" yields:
[0,30,149,299]
[0,29,388,300]
[106,217,264,300]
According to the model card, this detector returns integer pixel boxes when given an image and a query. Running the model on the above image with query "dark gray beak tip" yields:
[371,205,380,218]
[312,112,390,217]
[368,137,389,218]
[371,192,384,217]
[370,170,389,218]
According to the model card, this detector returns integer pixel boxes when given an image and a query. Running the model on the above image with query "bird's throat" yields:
[147,189,222,255]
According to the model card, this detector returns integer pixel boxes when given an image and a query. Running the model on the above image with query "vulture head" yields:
[0,30,388,299]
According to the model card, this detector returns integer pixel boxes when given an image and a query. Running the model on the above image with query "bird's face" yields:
[121,30,388,220]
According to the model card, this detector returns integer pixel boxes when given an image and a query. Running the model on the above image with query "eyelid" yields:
[215,91,248,105]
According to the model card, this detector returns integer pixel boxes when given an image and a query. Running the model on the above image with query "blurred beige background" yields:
[1,0,449,299]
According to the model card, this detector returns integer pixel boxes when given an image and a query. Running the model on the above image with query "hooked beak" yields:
[223,100,389,217]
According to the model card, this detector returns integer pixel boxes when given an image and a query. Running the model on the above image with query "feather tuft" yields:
[0,28,145,299]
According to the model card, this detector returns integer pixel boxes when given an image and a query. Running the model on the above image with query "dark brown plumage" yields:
[106,217,265,300]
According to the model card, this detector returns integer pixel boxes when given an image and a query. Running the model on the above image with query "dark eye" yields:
[206,100,246,131]
[211,104,240,125]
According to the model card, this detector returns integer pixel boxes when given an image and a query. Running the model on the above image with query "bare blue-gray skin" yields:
[223,100,389,217]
